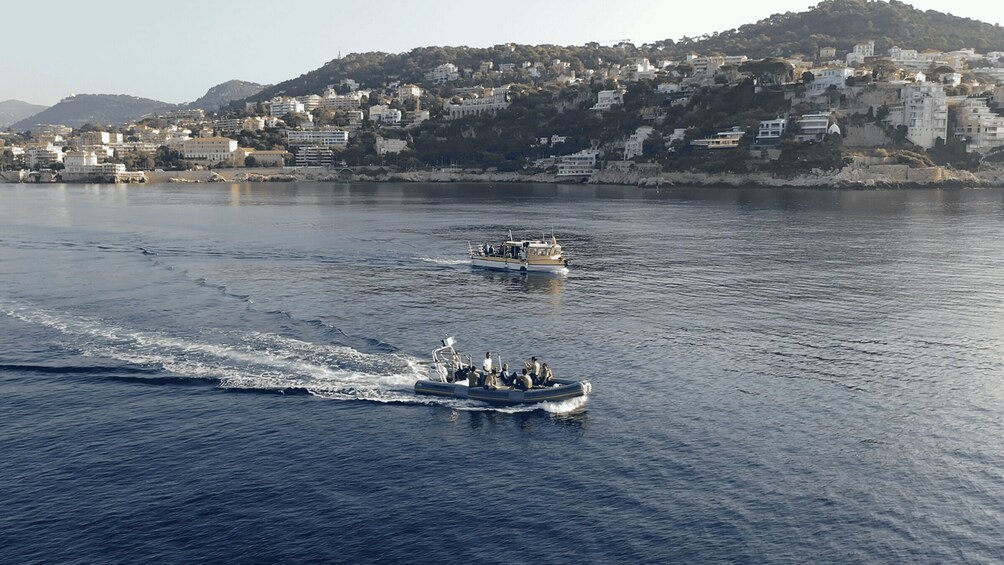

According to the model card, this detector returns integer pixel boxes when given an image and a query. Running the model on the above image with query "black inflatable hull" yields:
[414,378,590,406]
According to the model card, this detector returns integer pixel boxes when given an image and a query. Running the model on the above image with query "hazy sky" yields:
[2,0,1000,106]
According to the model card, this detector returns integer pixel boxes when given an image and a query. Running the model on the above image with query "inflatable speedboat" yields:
[414,337,591,406]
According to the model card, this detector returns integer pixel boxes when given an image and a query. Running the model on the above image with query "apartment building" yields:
[181,137,238,162]
[285,129,349,147]
[896,83,949,148]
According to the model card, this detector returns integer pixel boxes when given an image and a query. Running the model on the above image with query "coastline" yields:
[7,165,1003,189]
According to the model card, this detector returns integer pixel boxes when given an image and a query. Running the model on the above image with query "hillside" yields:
[188,80,269,111]
[11,94,175,130]
[659,0,1004,58]
[252,44,640,101]
[248,0,1004,101]
[0,100,48,129]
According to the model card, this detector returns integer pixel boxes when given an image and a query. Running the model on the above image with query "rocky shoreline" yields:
[136,164,1004,189]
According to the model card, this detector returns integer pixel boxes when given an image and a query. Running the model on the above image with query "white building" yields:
[819,47,837,60]
[214,117,266,134]
[537,135,567,146]
[889,46,919,63]
[692,56,725,76]
[320,93,364,111]
[110,141,160,154]
[657,83,681,94]
[971,67,1004,84]
[181,137,238,163]
[33,124,73,137]
[368,105,402,124]
[245,149,287,167]
[294,145,335,167]
[296,94,323,112]
[796,112,832,142]
[62,150,140,181]
[624,126,654,160]
[25,144,64,168]
[756,118,788,145]
[78,131,112,145]
[893,83,949,149]
[397,84,422,102]
[847,41,875,65]
[807,67,854,96]
[956,97,1004,152]
[624,58,657,81]
[426,63,459,83]
[556,150,600,176]
[375,137,408,155]
[941,73,963,87]
[446,89,509,120]
[691,127,745,149]
[591,89,626,111]
[270,97,305,117]
[285,129,349,147]
[667,128,687,144]
[406,110,430,126]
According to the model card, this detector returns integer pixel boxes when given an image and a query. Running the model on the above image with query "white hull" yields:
[471,257,568,273]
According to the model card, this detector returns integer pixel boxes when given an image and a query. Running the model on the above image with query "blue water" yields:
[3,182,1004,563]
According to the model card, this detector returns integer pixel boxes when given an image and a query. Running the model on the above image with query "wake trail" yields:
[1,303,584,413]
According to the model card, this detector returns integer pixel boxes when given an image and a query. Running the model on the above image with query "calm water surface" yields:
[2,182,1004,563]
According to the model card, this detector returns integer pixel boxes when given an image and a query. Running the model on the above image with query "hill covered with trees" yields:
[187,80,269,111]
[659,0,1004,58]
[0,99,47,129]
[249,0,1004,101]
[11,94,175,130]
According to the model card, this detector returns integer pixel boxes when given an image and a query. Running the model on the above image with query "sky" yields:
[2,0,1000,106]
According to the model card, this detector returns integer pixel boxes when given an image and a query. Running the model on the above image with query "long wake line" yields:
[1,303,585,413]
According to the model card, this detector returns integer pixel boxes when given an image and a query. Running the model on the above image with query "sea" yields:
[2,181,1004,564]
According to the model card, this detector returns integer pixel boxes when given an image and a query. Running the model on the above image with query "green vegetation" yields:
[656,0,1004,58]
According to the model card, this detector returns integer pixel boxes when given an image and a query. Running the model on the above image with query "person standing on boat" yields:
[483,352,493,373]
[529,357,541,381]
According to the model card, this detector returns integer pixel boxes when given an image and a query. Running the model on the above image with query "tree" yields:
[871,59,900,81]
[738,58,795,86]
[155,146,186,170]
[0,149,16,171]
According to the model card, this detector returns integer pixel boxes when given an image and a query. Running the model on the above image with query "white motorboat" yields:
[469,231,569,273]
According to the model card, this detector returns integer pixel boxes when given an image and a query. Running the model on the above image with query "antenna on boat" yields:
[508,229,513,241]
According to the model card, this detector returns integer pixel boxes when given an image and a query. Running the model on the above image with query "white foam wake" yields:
[2,303,587,413]
[418,256,469,266]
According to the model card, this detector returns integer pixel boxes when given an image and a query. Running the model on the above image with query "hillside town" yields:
[4,40,1004,186]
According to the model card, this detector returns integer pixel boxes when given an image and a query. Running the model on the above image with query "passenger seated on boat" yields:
[499,363,513,386]
[517,369,533,391]
[467,367,480,387]
[539,363,555,386]
[483,369,499,389]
